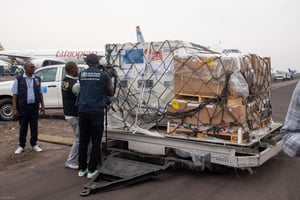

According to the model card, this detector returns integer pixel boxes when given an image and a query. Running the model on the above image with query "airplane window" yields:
[35,68,57,82]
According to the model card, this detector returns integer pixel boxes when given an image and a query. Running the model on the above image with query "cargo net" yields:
[105,40,272,142]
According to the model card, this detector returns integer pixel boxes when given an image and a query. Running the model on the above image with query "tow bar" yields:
[80,153,174,197]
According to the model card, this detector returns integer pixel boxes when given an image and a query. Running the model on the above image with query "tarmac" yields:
[0,79,300,200]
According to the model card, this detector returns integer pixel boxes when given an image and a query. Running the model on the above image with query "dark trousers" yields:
[78,113,104,172]
[18,104,39,148]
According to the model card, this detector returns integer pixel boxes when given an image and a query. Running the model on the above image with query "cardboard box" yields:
[174,75,224,97]
[173,55,250,97]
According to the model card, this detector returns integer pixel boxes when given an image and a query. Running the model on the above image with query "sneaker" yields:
[87,170,98,179]
[78,169,88,177]
[32,145,43,152]
[14,146,24,154]
[65,162,79,170]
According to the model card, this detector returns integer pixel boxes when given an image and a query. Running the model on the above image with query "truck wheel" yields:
[0,98,14,121]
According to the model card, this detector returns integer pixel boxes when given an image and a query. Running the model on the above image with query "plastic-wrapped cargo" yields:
[105,40,272,144]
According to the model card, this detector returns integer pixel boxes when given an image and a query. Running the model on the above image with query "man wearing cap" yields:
[76,54,114,179]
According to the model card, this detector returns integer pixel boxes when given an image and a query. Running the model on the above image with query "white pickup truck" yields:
[0,64,87,121]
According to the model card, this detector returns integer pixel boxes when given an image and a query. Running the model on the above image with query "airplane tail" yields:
[136,26,145,43]
[0,43,4,51]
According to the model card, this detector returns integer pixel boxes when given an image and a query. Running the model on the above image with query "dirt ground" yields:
[0,76,73,175]
[0,110,72,173]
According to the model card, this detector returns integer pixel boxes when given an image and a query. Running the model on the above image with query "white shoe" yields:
[78,169,88,177]
[14,146,24,154]
[65,162,79,170]
[87,170,98,179]
[32,145,42,152]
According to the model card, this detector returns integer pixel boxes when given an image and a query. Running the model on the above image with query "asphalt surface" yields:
[0,79,300,200]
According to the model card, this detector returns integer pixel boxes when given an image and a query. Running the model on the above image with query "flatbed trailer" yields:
[80,122,283,196]
[106,122,283,168]
[80,40,281,196]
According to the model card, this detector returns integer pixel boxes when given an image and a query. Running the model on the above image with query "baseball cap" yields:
[85,54,99,64]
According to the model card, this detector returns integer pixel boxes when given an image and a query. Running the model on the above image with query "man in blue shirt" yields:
[281,81,300,156]
[11,62,45,154]
[76,54,113,179]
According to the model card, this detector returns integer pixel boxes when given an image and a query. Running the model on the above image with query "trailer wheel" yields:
[208,164,229,174]
[0,98,14,121]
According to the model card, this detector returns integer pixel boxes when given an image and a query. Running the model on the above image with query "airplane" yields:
[0,26,145,68]
[136,26,145,43]
[0,45,104,68]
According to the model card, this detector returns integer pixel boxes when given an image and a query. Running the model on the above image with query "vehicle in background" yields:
[273,70,292,81]
[288,68,297,80]
[0,64,87,121]
[0,60,10,75]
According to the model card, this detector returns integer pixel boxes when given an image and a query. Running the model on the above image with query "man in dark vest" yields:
[61,61,80,169]
[76,54,113,179]
[11,62,45,154]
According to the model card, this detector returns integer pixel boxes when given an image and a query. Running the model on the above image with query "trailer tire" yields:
[208,164,229,174]
[0,98,14,121]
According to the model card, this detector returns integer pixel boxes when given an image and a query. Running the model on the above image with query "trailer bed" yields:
[106,122,283,168]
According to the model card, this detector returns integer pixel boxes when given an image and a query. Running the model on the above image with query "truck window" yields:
[35,68,57,82]
[61,66,86,79]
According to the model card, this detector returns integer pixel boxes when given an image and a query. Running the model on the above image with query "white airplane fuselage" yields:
[0,49,104,67]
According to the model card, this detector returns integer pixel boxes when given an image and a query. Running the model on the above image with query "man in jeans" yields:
[61,62,80,169]
[76,54,113,179]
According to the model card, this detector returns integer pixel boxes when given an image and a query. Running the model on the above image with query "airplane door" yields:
[35,67,61,107]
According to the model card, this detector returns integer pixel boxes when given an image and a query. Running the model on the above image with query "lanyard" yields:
[26,78,33,88]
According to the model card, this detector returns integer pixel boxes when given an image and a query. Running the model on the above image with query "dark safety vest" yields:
[61,76,78,116]
[77,66,111,114]
[16,75,41,110]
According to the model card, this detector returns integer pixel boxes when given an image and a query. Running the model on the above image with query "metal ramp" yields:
[80,155,173,196]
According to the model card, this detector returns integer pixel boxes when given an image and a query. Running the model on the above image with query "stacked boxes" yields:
[167,54,272,144]
[104,40,272,144]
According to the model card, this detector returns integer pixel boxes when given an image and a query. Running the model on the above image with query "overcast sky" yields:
[1,0,299,71]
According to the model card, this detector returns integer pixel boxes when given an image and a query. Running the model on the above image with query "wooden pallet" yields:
[205,130,249,143]
[174,93,244,106]
[168,124,248,143]
[174,93,216,103]
[168,125,203,137]
[251,117,272,130]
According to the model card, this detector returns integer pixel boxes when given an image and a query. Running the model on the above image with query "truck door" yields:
[35,67,61,108]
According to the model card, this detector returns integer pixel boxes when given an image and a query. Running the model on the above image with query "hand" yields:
[40,107,45,115]
[107,68,117,77]
[13,109,19,121]
[13,108,18,116]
